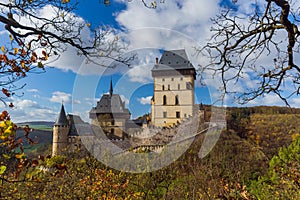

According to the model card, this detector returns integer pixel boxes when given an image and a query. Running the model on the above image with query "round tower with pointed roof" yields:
[52,104,70,156]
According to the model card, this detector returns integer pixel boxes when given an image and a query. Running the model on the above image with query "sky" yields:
[0,0,299,123]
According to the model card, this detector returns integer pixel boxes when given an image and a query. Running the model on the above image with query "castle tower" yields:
[52,104,70,156]
[89,79,131,139]
[151,49,196,127]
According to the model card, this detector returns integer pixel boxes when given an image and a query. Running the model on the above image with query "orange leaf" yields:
[2,88,10,97]
[13,48,19,55]
[3,54,8,63]
[20,49,26,57]
[20,60,25,68]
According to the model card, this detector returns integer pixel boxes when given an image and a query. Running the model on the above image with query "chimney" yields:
[155,57,158,65]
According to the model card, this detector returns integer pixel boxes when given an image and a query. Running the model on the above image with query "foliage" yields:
[227,106,300,158]
[0,0,132,101]
[1,106,300,199]
[250,136,300,199]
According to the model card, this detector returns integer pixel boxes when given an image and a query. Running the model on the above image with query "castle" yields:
[52,104,85,156]
[89,79,131,139]
[52,49,198,156]
[151,49,196,127]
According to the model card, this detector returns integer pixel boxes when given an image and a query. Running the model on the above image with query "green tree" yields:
[250,136,300,199]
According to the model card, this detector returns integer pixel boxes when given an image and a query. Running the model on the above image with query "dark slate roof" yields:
[90,94,130,114]
[54,104,69,126]
[67,114,86,136]
[152,49,195,71]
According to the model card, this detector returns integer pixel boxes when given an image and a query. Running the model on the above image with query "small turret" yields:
[52,104,70,156]
[109,78,113,96]
[54,104,69,126]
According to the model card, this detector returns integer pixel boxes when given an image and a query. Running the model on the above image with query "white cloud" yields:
[14,99,40,109]
[49,91,81,105]
[50,91,71,104]
[290,97,300,108]
[2,98,57,123]
[27,89,39,93]
[138,96,152,105]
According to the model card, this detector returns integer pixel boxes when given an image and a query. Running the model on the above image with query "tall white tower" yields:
[151,49,196,127]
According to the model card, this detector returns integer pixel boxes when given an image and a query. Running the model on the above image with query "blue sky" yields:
[0,0,299,123]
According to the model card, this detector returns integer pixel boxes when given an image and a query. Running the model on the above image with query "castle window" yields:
[162,85,165,90]
[162,78,165,81]
[186,82,192,90]
[163,95,167,105]
[163,112,167,118]
[171,78,174,81]
[176,111,180,118]
[175,95,179,105]
[168,85,170,90]
[111,120,115,125]
[180,77,183,81]
[178,84,180,90]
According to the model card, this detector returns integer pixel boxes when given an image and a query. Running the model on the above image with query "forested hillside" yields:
[0,106,299,199]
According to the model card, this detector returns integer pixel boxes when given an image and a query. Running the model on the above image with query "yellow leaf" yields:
[9,35,14,41]
[0,121,7,128]
[4,127,12,135]
[62,0,70,4]
[0,136,7,140]
[20,61,25,68]
[14,48,19,55]
[15,153,25,159]
[86,23,91,28]
[1,46,5,53]
[0,166,6,175]
[2,154,11,160]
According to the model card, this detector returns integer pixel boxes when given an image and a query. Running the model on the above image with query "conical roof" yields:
[109,78,113,96]
[54,104,69,126]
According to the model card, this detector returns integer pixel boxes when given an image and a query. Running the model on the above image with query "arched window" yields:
[175,95,179,105]
[162,85,165,90]
[163,95,167,105]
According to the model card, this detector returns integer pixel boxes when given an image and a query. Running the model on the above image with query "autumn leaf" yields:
[9,34,14,41]
[37,62,44,69]
[13,48,19,55]
[8,102,14,108]
[2,54,8,63]
[15,153,25,159]
[2,154,11,160]
[20,60,25,68]
[32,160,38,167]
[0,166,6,175]
[1,46,6,53]
[2,88,11,97]
[62,0,70,4]
[32,52,37,58]
[20,49,26,57]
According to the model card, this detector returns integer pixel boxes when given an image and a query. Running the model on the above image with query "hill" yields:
[17,121,54,131]
[16,121,53,157]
